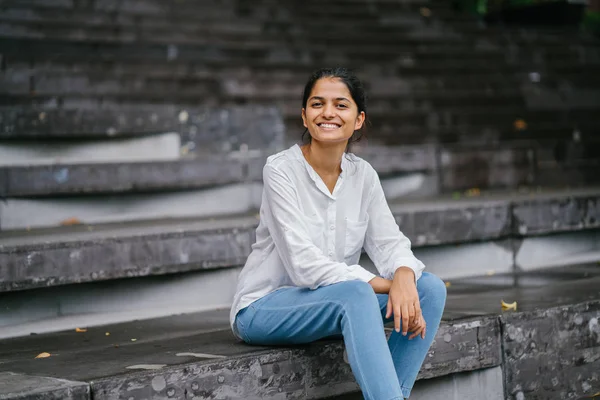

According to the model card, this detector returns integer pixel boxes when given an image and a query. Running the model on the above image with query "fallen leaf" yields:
[420,7,432,17]
[486,270,496,276]
[130,338,137,342]
[75,327,87,333]
[445,281,451,288]
[501,300,517,311]
[60,217,82,226]
[105,332,110,336]
[35,352,51,359]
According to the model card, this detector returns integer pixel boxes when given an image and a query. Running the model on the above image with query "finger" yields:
[386,296,392,319]
[408,303,416,323]
[414,302,422,320]
[422,319,427,339]
[394,303,402,333]
[401,304,409,336]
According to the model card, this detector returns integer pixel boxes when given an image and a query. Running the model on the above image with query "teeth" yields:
[320,123,339,129]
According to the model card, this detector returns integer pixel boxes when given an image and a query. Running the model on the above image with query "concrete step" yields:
[0,132,181,166]
[3,36,596,65]
[1,187,598,293]
[0,153,265,197]
[0,105,285,157]
[0,267,597,399]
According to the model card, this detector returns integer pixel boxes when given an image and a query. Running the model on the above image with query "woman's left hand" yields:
[386,267,421,336]
[407,315,427,340]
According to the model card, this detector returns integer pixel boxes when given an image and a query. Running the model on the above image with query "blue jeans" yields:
[234,272,447,400]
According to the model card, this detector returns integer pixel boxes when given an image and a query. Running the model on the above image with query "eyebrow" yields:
[308,96,351,102]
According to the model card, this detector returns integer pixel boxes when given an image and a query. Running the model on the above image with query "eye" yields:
[337,103,348,108]
[311,102,322,107]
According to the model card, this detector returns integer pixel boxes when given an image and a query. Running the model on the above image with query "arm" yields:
[363,167,425,333]
[262,164,376,289]
[363,167,425,283]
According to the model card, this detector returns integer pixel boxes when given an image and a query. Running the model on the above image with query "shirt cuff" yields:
[387,257,424,283]
[348,265,377,283]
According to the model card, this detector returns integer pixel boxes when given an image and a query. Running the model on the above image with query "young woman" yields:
[230,67,446,400]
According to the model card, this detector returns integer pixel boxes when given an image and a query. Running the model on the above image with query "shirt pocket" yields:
[344,217,369,259]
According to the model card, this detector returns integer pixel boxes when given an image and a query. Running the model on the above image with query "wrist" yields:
[393,266,415,281]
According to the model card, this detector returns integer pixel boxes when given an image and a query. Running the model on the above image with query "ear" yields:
[301,108,308,128]
[354,111,365,130]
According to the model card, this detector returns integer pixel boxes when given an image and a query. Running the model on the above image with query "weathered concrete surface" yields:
[0,216,258,291]
[0,157,251,197]
[0,106,284,153]
[502,301,600,400]
[512,193,600,235]
[74,318,500,400]
[0,267,598,399]
[0,372,89,400]
[353,144,437,175]
[393,200,512,246]
[417,316,501,380]
[0,182,263,231]
[0,315,500,399]
[440,147,534,191]
[2,189,599,292]
[330,366,505,400]
[0,132,181,167]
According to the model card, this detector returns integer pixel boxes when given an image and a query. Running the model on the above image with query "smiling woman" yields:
[230,68,447,400]
[301,68,366,152]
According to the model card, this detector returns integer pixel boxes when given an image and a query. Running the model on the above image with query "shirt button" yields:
[328,251,334,256]
[330,225,335,230]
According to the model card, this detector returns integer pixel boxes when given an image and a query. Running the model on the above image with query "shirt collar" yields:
[292,143,348,199]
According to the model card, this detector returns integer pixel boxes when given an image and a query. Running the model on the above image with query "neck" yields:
[301,140,347,175]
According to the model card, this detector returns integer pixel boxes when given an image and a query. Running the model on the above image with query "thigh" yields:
[236,280,372,345]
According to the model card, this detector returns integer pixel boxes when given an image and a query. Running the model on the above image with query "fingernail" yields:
[403,332,407,336]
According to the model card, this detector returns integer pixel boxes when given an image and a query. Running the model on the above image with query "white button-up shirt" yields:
[230,144,425,333]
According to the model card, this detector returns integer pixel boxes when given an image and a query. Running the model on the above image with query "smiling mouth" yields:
[317,123,341,129]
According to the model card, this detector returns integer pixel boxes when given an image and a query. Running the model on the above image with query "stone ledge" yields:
[502,301,600,400]
[0,157,252,197]
[0,315,500,400]
[1,189,599,292]
[0,149,437,197]
[0,372,90,400]
[0,106,284,152]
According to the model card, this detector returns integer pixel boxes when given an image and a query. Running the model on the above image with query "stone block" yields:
[0,105,284,153]
[0,217,256,291]
[0,157,247,197]
[394,200,512,246]
[88,317,499,400]
[512,192,600,235]
[0,372,89,400]
[411,366,504,400]
[440,146,534,191]
[502,300,600,400]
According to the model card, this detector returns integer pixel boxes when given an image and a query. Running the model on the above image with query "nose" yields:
[322,103,336,118]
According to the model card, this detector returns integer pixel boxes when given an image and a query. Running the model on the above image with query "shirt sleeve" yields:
[262,164,376,289]
[363,167,425,283]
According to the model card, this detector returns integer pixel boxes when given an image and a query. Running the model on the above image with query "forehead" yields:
[309,77,353,101]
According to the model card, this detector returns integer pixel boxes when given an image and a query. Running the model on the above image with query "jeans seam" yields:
[249,299,375,400]
[235,312,252,344]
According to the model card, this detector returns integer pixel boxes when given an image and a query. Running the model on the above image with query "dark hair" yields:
[301,67,367,153]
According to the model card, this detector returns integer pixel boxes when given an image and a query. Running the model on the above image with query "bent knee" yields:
[333,280,377,304]
[418,272,447,302]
